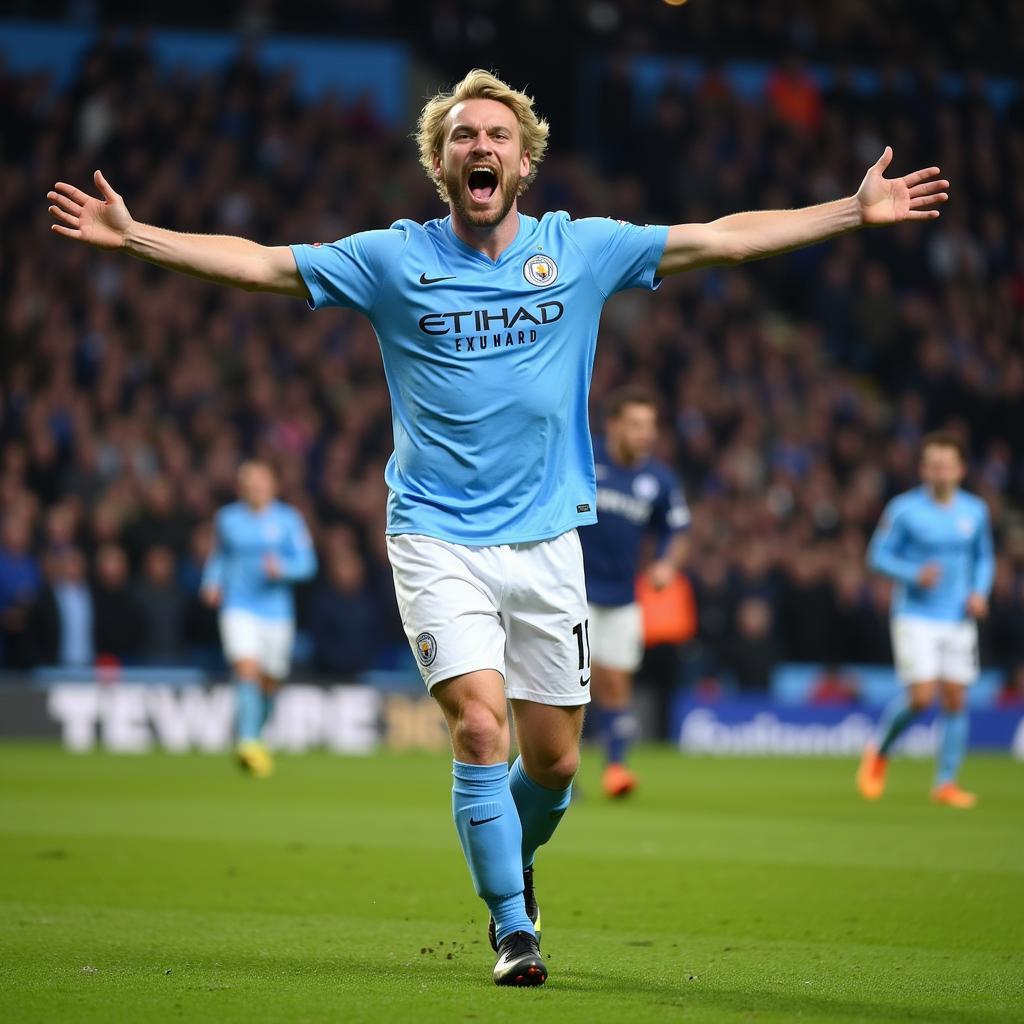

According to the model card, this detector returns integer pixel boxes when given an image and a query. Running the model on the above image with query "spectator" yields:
[765,54,823,134]
[26,548,95,668]
[729,597,779,690]
[0,515,42,668]
[92,544,144,664]
[123,475,190,568]
[310,546,378,676]
[134,545,187,664]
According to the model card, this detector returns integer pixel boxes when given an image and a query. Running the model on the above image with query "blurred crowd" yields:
[1,24,1023,696]
[11,2,1020,73]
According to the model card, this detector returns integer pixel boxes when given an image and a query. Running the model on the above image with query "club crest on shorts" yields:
[415,631,437,666]
[523,253,558,287]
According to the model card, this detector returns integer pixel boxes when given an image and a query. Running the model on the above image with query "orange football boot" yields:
[931,782,977,809]
[602,762,637,799]
[856,743,888,801]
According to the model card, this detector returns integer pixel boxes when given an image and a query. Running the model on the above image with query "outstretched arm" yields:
[47,170,309,298]
[658,147,949,276]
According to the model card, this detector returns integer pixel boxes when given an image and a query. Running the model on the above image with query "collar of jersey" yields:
[441,213,536,269]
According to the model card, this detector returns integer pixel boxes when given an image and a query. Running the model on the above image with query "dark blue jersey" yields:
[579,435,690,607]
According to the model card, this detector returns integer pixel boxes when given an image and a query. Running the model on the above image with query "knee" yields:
[453,701,507,763]
[548,750,579,789]
[526,748,579,790]
[907,685,934,713]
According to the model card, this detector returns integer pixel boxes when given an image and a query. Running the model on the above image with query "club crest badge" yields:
[633,473,659,500]
[523,254,558,287]
[415,631,437,666]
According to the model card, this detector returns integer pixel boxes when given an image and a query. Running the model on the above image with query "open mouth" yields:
[467,165,498,203]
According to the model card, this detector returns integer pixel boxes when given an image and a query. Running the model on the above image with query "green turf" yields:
[1,743,1021,1023]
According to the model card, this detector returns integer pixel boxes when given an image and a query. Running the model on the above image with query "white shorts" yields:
[891,615,979,686]
[588,602,644,673]
[219,609,295,679]
[387,530,591,706]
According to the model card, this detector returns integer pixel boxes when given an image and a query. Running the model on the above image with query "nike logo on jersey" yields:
[579,675,591,687]
[469,814,502,827]
[419,272,456,285]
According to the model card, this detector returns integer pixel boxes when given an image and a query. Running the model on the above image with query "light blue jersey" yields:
[202,501,317,620]
[867,487,994,621]
[291,213,668,546]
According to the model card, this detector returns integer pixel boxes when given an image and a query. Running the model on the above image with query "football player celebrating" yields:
[48,68,949,986]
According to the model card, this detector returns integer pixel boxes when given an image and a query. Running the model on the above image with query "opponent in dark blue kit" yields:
[580,387,689,797]
[49,67,950,987]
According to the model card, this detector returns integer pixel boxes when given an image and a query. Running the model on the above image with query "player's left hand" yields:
[647,561,676,591]
[966,593,988,620]
[263,554,282,580]
[856,147,949,226]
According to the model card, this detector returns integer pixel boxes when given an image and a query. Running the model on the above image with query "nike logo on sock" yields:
[419,272,456,285]
[469,814,502,827]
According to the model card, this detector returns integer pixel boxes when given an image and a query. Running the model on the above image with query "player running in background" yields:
[201,461,317,777]
[580,386,689,798]
[859,433,994,808]
[48,68,949,986]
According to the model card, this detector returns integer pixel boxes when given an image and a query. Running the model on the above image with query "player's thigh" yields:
[259,619,295,680]
[503,530,591,706]
[891,616,942,687]
[510,698,584,783]
[387,533,506,692]
[938,620,980,687]
[219,609,262,666]
[588,602,644,673]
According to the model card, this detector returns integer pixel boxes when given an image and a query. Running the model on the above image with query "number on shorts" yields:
[572,619,591,671]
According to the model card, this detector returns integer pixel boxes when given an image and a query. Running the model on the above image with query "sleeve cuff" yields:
[289,244,325,310]
[644,224,670,291]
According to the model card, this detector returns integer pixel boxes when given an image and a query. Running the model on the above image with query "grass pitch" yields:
[1,743,1021,1023]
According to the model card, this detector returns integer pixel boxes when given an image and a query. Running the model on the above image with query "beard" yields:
[445,163,522,227]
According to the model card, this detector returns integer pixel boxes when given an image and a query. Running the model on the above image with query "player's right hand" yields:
[48,170,133,250]
[916,563,941,588]
[201,585,222,608]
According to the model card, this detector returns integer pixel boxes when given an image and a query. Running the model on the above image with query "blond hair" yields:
[416,69,550,201]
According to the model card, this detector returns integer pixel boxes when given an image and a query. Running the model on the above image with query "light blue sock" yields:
[936,710,969,786]
[235,678,263,742]
[509,755,572,869]
[452,761,533,945]
[876,691,916,756]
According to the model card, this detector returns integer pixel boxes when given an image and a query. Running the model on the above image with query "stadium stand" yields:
[1,12,1022,700]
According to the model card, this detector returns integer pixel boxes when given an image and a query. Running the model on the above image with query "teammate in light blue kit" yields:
[49,67,951,986]
[580,386,689,798]
[859,433,994,808]
[201,461,317,777]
